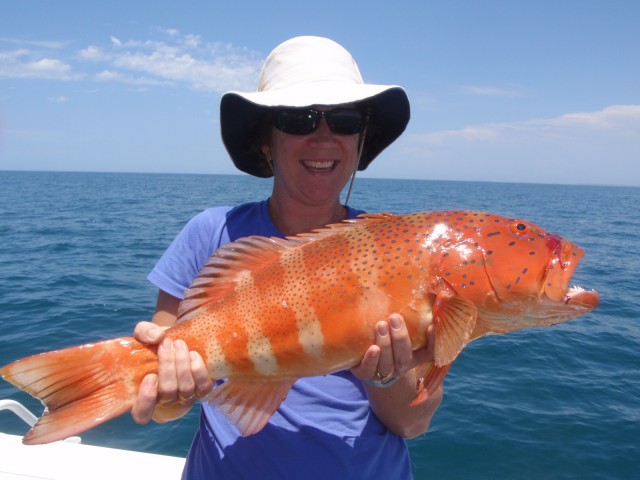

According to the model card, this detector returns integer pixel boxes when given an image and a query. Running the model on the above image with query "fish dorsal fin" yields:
[177,213,401,322]
[178,235,294,321]
[432,294,477,366]
[203,379,295,436]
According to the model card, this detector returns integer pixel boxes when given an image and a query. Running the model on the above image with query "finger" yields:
[131,374,158,424]
[388,314,413,374]
[190,351,214,398]
[173,340,196,402]
[425,322,436,360]
[351,345,381,381]
[156,338,179,405]
[375,321,394,377]
[411,345,432,366]
[133,321,166,344]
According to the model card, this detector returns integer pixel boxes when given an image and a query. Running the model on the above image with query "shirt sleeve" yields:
[147,206,232,299]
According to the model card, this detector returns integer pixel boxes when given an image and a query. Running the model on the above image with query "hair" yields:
[245,110,274,177]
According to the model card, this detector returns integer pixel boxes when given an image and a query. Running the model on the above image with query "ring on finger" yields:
[178,392,197,402]
[367,369,400,389]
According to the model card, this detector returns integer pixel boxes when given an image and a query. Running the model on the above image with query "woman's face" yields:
[262,107,360,208]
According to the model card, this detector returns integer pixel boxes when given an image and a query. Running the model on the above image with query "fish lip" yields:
[563,286,600,309]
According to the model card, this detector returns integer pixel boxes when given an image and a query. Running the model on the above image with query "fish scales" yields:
[0,210,599,444]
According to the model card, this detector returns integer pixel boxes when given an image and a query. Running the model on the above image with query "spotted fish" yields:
[1,210,599,444]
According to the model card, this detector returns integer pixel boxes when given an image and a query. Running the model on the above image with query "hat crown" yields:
[258,36,364,93]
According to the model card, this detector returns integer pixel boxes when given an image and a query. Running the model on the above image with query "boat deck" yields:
[0,400,185,480]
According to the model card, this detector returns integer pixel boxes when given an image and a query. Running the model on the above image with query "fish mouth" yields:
[542,239,599,314]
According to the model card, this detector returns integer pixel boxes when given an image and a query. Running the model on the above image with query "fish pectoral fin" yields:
[410,362,450,407]
[204,379,295,436]
[433,294,477,366]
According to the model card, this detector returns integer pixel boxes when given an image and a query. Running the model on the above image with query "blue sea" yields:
[0,171,638,479]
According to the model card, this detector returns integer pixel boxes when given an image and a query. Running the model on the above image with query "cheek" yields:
[339,136,360,164]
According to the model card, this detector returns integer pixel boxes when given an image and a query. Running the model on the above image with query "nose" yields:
[309,118,335,144]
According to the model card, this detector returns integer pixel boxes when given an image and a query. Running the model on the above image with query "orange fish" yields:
[1,211,599,444]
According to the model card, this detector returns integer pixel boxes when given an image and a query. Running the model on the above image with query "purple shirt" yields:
[148,200,413,480]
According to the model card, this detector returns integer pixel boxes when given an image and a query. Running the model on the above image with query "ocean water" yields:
[0,171,638,479]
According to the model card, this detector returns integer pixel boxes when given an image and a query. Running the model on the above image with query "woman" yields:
[132,36,442,479]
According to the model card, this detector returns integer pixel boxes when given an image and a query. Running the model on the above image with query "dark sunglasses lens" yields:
[325,109,363,134]
[273,110,318,134]
[273,109,363,135]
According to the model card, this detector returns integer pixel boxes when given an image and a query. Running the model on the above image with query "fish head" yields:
[429,211,599,333]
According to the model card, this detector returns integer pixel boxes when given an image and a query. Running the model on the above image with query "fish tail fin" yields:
[0,337,157,444]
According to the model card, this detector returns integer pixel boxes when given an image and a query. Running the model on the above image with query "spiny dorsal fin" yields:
[177,213,401,322]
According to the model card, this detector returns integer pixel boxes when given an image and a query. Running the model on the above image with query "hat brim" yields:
[220,84,410,178]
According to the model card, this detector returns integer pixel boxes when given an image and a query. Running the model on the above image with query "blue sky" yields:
[1,0,638,186]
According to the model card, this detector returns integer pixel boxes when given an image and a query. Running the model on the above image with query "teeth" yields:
[304,160,335,170]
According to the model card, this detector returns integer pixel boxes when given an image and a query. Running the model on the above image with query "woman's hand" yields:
[351,313,434,385]
[130,321,214,424]
[351,313,443,438]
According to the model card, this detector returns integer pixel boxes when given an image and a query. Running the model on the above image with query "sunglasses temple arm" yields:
[344,109,370,207]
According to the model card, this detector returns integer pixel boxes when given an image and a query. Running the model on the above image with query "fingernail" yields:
[150,328,164,342]
[377,322,388,336]
[390,315,402,330]
[161,338,172,350]
[175,339,187,351]
[145,374,158,388]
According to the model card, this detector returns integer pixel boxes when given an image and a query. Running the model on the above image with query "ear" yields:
[261,145,274,174]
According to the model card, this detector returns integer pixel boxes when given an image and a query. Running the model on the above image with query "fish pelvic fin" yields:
[0,337,157,444]
[411,362,451,407]
[433,294,477,366]
[203,379,295,436]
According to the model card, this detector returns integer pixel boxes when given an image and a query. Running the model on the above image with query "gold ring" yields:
[367,370,400,389]
[178,392,196,402]
[374,370,394,382]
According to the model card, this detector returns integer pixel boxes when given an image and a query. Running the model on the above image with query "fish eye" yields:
[510,221,528,235]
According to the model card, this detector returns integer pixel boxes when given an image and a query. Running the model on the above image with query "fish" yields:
[1,210,599,445]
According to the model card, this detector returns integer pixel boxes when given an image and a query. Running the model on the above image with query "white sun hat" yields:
[220,36,410,177]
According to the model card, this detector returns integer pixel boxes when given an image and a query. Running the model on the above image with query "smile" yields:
[302,160,336,171]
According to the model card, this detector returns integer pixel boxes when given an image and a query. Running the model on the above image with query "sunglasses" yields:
[271,108,364,135]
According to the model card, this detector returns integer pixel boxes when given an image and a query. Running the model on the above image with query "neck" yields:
[268,196,347,237]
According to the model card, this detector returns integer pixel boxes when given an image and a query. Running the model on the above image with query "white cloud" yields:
[391,105,640,186]
[0,48,78,80]
[460,85,523,97]
[78,45,104,60]
[99,35,262,91]
[94,69,170,86]
[0,30,263,92]
[0,37,68,49]
[413,105,640,145]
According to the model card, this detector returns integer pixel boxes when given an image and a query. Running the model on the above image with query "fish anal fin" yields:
[433,294,477,366]
[204,379,295,436]
[411,362,450,407]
